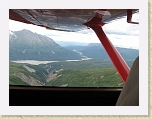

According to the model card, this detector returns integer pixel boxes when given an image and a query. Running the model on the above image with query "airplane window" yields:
[9,10,139,87]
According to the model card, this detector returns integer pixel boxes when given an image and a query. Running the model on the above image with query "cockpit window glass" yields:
[9,9,139,87]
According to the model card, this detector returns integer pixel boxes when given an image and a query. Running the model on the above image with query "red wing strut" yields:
[84,10,131,83]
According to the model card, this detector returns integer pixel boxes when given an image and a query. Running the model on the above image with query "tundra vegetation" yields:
[9,60,124,87]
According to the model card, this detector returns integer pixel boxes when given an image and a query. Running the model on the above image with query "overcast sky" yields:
[9,13,139,49]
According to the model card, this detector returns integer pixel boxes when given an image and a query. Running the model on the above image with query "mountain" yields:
[9,29,82,61]
[65,43,139,67]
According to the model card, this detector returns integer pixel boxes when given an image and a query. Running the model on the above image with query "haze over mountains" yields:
[9,29,139,62]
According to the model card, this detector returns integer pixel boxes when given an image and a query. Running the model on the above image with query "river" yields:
[11,58,92,65]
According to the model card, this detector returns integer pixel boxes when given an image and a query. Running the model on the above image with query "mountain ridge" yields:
[9,29,139,63]
[9,29,82,61]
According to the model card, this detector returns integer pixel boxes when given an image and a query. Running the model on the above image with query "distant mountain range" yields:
[65,43,139,62]
[9,29,139,62]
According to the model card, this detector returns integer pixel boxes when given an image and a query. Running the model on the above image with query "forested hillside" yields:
[9,60,124,87]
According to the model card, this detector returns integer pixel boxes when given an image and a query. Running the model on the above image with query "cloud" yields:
[102,14,139,36]
[107,34,139,49]
[9,13,139,49]
[103,25,139,36]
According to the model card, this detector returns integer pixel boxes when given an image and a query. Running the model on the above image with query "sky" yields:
[9,13,139,49]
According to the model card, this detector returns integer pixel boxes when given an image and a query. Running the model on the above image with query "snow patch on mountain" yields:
[9,30,17,39]
[9,30,14,35]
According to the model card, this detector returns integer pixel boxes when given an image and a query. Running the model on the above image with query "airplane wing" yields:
[9,9,139,32]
